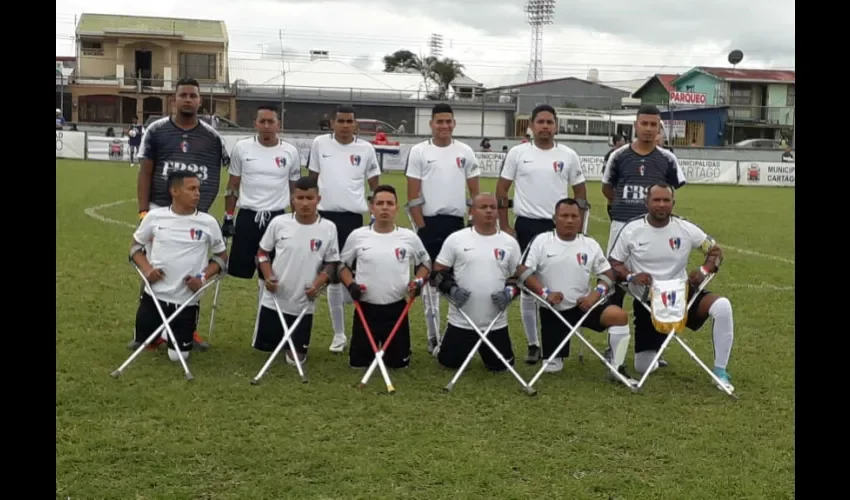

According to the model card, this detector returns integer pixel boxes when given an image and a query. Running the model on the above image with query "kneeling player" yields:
[515,198,634,381]
[339,185,431,370]
[254,176,340,364]
[129,171,228,361]
[432,193,522,372]
[608,183,734,391]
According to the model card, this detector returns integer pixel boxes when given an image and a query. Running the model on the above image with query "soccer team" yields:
[126,77,737,391]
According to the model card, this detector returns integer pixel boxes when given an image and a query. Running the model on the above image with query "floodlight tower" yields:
[429,33,444,58]
[525,0,555,82]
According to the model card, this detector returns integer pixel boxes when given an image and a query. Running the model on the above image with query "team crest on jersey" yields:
[350,154,361,166]
[661,290,677,307]
[394,247,407,261]
[576,253,588,265]
[189,228,204,241]
[669,237,681,250]
[310,239,322,252]
[493,248,506,261]
[638,165,646,176]
[180,140,189,153]
[274,156,286,168]
[456,157,465,168]
[553,161,564,172]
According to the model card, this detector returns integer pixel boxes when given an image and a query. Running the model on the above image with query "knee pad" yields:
[168,348,190,362]
[709,297,732,318]
[634,350,659,374]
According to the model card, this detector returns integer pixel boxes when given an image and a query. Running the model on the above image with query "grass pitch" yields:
[57,160,794,499]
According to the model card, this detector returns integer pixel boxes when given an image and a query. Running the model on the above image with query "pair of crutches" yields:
[250,290,319,385]
[353,296,416,394]
[620,273,738,399]
[110,263,221,380]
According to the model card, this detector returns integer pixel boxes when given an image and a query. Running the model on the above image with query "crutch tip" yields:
[525,387,538,396]
[109,371,121,378]
[250,379,260,385]
[185,373,194,381]
[301,377,309,384]
[630,385,641,393]
[387,387,396,395]
[442,385,452,393]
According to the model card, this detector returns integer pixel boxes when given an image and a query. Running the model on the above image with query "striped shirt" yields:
[601,144,686,222]
[138,117,230,212]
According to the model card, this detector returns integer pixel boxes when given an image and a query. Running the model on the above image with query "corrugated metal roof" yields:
[695,67,795,83]
[657,74,678,92]
[76,13,227,42]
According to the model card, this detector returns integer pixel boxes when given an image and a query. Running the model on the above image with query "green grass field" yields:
[57,159,795,500]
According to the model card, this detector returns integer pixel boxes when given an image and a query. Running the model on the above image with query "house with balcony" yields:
[70,13,234,124]
[670,67,795,143]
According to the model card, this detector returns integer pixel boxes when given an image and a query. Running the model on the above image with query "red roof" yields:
[695,67,795,83]
[656,74,678,92]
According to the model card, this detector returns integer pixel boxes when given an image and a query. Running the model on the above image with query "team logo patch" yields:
[553,161,564,172]
[576,253,588,265]
[456,157,465,168]
[189,228,204,241]
[661,290,677,307]
[638,165,646,176]
[180,140,189,153]
[274,156,286,168]
[493,248,506,261]
[669,237,681,250]
[350,154,361,166]
[310,239,322,252]
[394,247,407,261]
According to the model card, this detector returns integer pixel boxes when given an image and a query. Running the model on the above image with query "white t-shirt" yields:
[436,228,521,331]
[405,139,480,218]
[258,214,340,315]
[499,142,586,219]
[133,207,227,306]
[520,232,610,310]
[228,137,302,212]
[609,215,712,297]
[307,134,381,213]
[341,225,430,305]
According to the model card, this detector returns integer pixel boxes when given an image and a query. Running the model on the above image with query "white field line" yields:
[83,199,135,229]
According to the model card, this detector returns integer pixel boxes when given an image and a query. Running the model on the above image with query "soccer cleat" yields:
[285,350,307,366]
[329,333,346,353]
[543,357,564,373]
[193,331,210,352]
[713,367,734,392]
[525,344,541,364]
[127,337,165,351]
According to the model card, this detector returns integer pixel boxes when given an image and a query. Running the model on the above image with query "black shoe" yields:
[525,344,541,364]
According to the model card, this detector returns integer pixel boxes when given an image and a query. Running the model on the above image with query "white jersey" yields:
[520,232,610,310]
[436,228,521,331]
[228,137,302,212]
[404,139,480,217]
[133,207,226,306]
[341,225,430,305]
[499,142,586,219]
[307,134,381,213]
[258,214,340,315]
[609,215,713,297]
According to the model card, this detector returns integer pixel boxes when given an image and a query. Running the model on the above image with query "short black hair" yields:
[646,183,675,198]
[175,77,200,92]
[432,103,453,116]
[335,105,356,118]
[371,184,397,202]
[167,170,198,191]
[636,104,661,117]
[257,105,280,116]
[531,104,557,122]
[292,176,319,192]
[554,197,581,214]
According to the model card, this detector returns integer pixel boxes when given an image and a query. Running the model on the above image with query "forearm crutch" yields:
[353,301,397,394]
[358,296,416,392]
[250,297,309,385]
[444,304,537,396]
[577,205,591,364]
[206,236,230,342]
[521,287,634,390]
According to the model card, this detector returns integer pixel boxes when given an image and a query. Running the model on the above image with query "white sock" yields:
[423,285,440,342]
[634,351,659,374]
[520,292,539,346]
[327,283,346,336]
[607,324,631,368]
[708,297,734,369]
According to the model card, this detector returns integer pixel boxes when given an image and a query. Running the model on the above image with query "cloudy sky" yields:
[56,0,795,87]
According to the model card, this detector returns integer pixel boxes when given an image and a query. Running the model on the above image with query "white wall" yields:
[414,108,506,138]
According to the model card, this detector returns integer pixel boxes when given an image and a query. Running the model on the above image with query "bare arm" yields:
[406,177,426,228]
[367,175,379,193]
[432,262,449,274]
[495,178,513,229]
[514,264,546,295]
[608,258,630,282]
[203,251,228,280]
[339,265,355,287]
[602,183,615,202]
[224,175,240,216]
[131,241,154,275]
[466,176,480,199]
[137,159,154,213]
[312,262,337,289]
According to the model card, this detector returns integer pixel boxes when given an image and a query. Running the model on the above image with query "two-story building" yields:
[669,67,795,143]
[70,13,235,124]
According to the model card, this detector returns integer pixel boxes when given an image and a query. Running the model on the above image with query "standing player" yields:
[223,105,301,339]
[126,117,144,168]
[254,176,340,364]
[338,185,431,370]
[405,103,480,354]
[496,104,588,365]
[607,184,734,390]
[136,77,230,351]
[431,193,522,372]
[601,134,626,220]
[514,198,634,382]
[307,105,381,353]
[128,171,228,360]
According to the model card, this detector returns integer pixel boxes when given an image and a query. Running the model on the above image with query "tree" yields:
[382,50,465,99]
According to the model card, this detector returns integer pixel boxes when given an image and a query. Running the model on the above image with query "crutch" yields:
[250,295,309,385]
[111,265,218,380]
[353,301,398,394]
[521,286,635,390]
[444,303,537,395]
[206,236,230,342]
[358,296,416,391]
[577,204,592,364]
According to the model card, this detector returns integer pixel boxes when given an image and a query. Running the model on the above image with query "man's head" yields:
[370,185,398,222]
[530,104,557,141]
[255,105,281,137]
[430,103,455,140]
[167,170,200,208]
[612,134,625,148]
[553,198,583,237]
[132,117,138,124]
[646,183,675,220]
[635,104,662,144]
[56,108,62,116]
[470,193,498,229]
[333,105,356,140]
[174,78,201,118]
[292,176,321,217]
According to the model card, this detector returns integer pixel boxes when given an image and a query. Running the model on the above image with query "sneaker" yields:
[329,333,346,353]
[658,358,669,368]
[285,350,307,366]
[607,365,638,386]
[193,331,210,352]
[543,357,564,373]
[427,337,438,355]
[713,367,735,392]
[525,344,541,364]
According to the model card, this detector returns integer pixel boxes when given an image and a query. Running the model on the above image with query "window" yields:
[729,86,753,106]
[587,119,610,137]
[179,53,216,80]
[786,85,795,106]
[78,95,119,123]
[685,85,695,92]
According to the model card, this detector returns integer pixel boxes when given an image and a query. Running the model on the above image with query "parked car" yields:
[356,119,398,134]
[734,139,781,149]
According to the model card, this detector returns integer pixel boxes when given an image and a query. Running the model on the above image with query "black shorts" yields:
[633,288,711,353]
[437,324,515,372]
[539,304,610,359]
[134,292,199,352]
[418,214,465,262]
[515,216,555,253]
[253,306,314,353]
[350,299,412,368]
[319,210,364,282]
[228,208,286,279]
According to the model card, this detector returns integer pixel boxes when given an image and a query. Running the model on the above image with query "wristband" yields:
[196,274,207,284]
[225,211,234,220]
[595,285,607,295]
[699,265,709,276]
[541,287,550,299]
[626,273,635,282]
[504,285,517,297]
[138,210,148,220]
[413,277,424,287]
